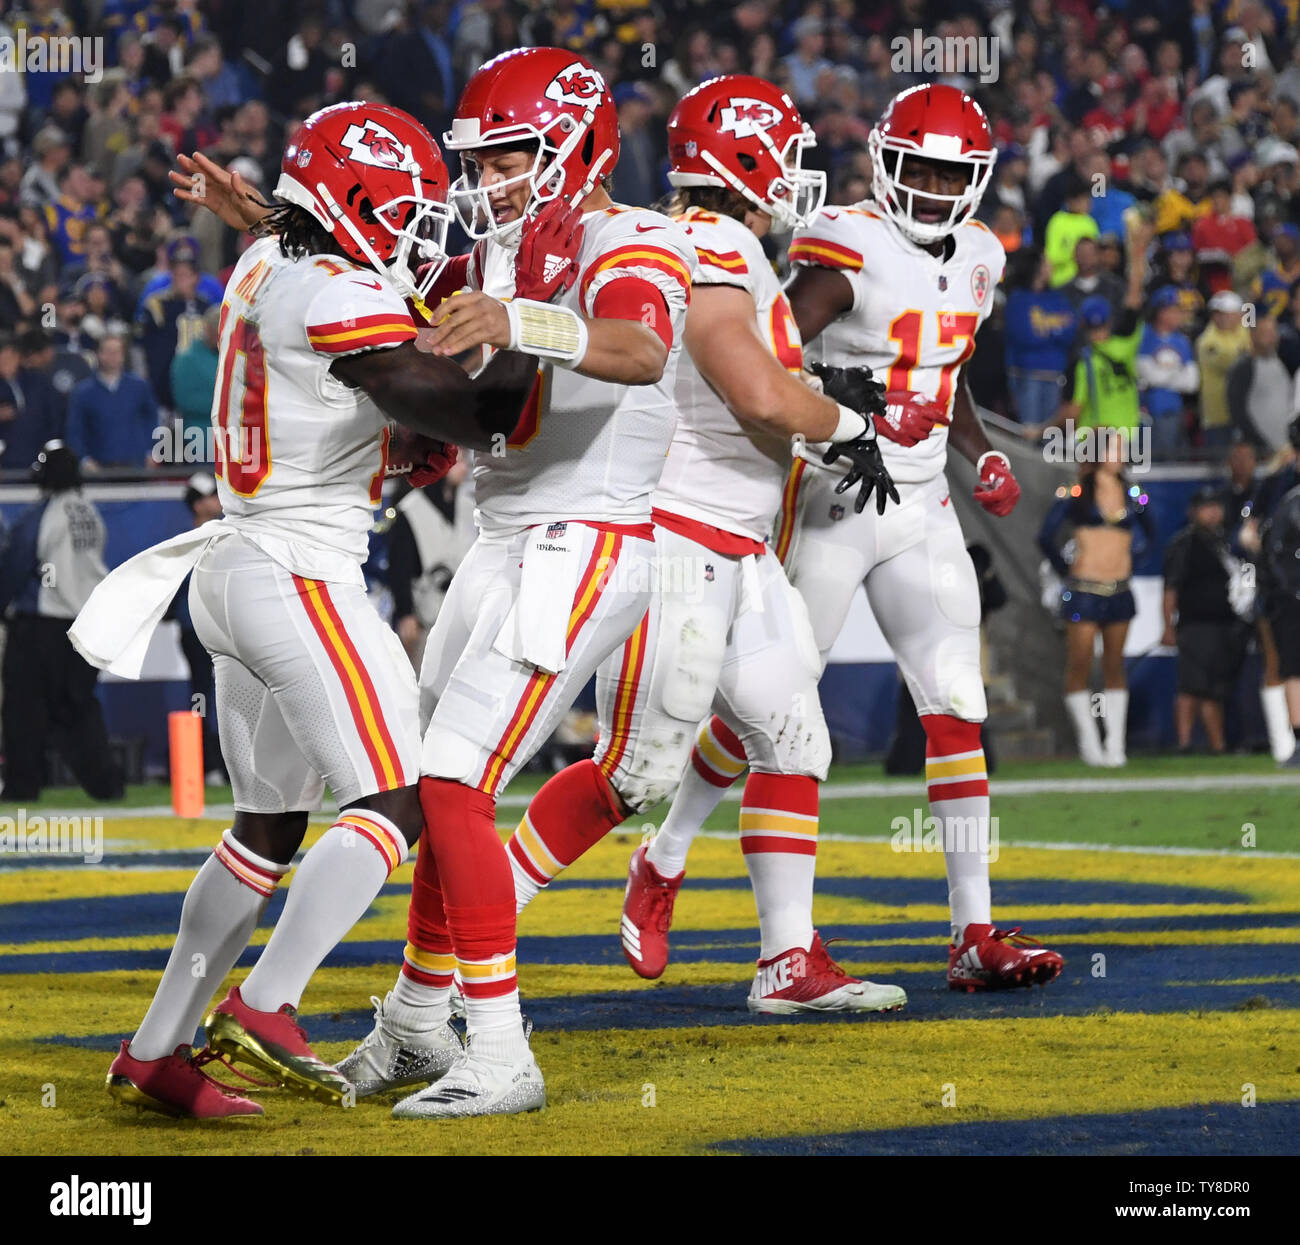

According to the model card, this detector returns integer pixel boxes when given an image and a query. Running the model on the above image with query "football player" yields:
[622,84,1065,995]
[475,75,929,1015]
[72,102,552,1119]
[338,48,699,1118]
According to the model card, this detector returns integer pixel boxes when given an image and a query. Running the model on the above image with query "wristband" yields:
[977,450,1011,473]
[830,403,869,443]
[503,297,589,366]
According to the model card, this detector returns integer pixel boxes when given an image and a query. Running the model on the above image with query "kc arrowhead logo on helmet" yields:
[545,62,607,107]
[718,97,783,137]
[339,120,410,169]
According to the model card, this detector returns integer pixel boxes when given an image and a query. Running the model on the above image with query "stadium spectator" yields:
[42,164,109,265]
[1162,486,1251,755]
[1063,235,1126,316]
[782,16,832,107]
[1192,177,1257,293]
[169,304,220,453]
[1138,287,1199,458]
[0,441,123,801]
[1004,247,1076,426]
[82,76,136,183]
[612,82,660,210]
[1045,177,1099,288]
[135,240,216,410]
[1028,219,1150,440]
[64,334,159,471]
[0,332,61,471]
[0,238,37,331]
[1197,290,1252,451]
[19,127,71,209]
[1228,316,1295,454]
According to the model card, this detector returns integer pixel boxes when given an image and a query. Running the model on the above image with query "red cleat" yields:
[948,923,1064,992]
[620,845,684,979]
[106,1040,263,1119]
[748,932,907,1013]
[204,986,352,1105]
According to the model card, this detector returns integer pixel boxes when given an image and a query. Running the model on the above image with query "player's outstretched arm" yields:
[685,284,866,442]
[331,342,535,450]
[170,152,271,232]
[950,367,1021,517]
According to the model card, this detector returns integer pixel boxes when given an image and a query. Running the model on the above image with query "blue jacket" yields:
[65,372,158,467]
[1005,289,1077,373]
[0,368,61,469]
[0,499,43,614]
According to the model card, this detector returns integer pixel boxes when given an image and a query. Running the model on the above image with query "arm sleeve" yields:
[304,274,418,358]
[1038,499,1074,577]
[788,208,870,313]
[578,228,693,325]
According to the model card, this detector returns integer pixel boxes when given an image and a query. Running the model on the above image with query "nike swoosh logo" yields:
[822,210,840,220]
[940,495,951,507]
[352,278,383,290]
[635,222,664,232]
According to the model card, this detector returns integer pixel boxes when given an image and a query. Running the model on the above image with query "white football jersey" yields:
[213,236,417,584]
[653,207,802,544]
[466,205,695,534]
[789,204,1005,484]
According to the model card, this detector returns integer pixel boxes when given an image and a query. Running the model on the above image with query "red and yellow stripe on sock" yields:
[691,715,749,789]
[507,811,563,888]
[456,952,518,1001]
[337,810,407,876]
[924,749,989,804]
[738,773,819,857]
[402,942,456,990]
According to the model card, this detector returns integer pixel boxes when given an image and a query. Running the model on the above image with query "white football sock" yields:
[647,719,745,877]
[1103,688,1129,764]
[1261,684,1296,762]
[1065,690,1105,765]
[130,831,287,1061]
[241,813,407,1013]
[739,773,818,961]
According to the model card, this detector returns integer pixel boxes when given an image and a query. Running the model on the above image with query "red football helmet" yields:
[667,75,825,229]
[276,101,452,301]
[867,84,996,245]
[444,46,619,241]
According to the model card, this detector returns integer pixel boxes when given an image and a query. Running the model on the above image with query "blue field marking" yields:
[711,1100,1300,1156]
[34,945,1300,1050]
[0,888,1285,948]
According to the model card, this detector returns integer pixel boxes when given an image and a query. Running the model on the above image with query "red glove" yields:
[975,450,1020,516]
[386,425,459,487]
[408,441,458,488]
[877,390,951,447]
[514,195,585,302]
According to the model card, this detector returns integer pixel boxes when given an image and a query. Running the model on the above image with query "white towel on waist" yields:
[68,519,229,679]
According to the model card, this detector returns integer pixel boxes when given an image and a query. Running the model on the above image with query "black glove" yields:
[822,431,901,515]
[807,361,887,418]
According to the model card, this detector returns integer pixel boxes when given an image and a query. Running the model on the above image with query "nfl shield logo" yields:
[830,504,845,521]
[704,563,715,582]
[546,522,567,539]
[685,140,698,157]
[296,147,312,168]
[938,274,947,291]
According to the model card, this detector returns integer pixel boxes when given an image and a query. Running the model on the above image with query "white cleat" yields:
[391,1023,545,1119]
[335,993,462,1097]
[746,932,908,1015]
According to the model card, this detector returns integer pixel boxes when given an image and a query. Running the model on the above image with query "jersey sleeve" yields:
[577,211,695,322]
[303,270,417,358]
[683,216,762,297]
[788,207,870,311]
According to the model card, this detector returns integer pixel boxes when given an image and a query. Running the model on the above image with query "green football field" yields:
[3,754,1298,1155]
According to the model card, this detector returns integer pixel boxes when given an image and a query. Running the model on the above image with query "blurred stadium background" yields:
[1,0,1299,1157]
